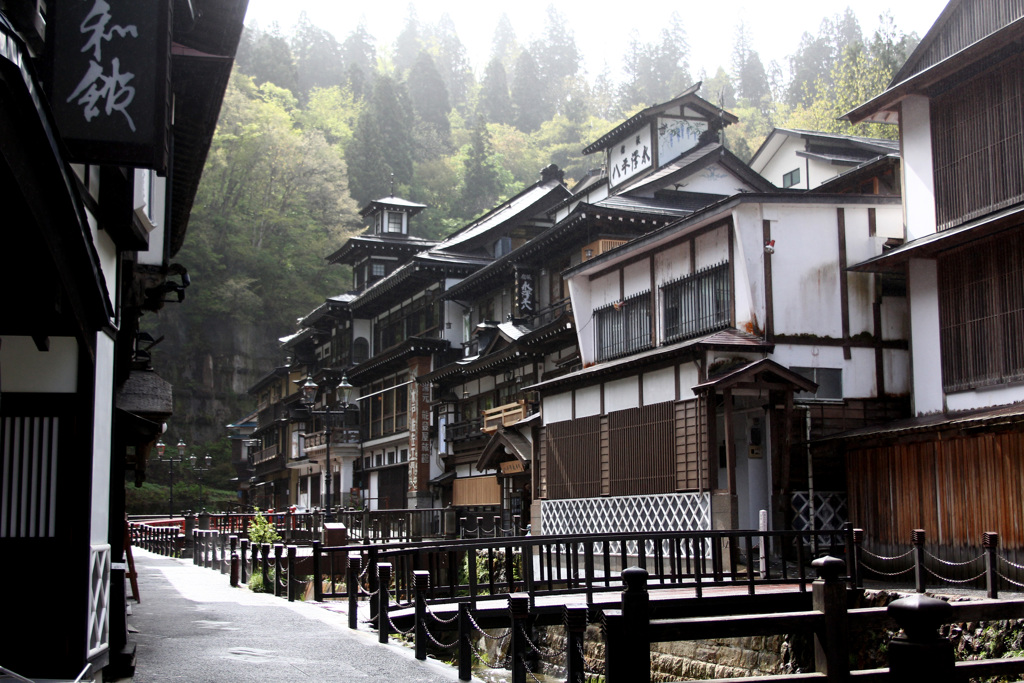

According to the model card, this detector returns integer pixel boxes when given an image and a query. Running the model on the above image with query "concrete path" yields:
[128,548,478,682]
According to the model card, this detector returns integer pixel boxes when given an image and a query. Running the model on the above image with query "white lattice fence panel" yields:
[791,491,848,531]
[88,543,111,660]
[541,492,711,556]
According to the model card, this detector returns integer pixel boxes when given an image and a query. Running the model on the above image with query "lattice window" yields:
[88,544,111,659]
[939,230,1024,392]
[790,491,848,531]
[541,493,712,556]
[661,262,731,343]
[595,291,652,362]
[932,53,1024,230]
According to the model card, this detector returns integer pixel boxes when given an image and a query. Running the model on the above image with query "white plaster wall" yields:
[567,275,593,365]
[654,242,689,284]
[768,206,843,338]
[908,258,943,414]
[731,208,760,334]
[91,331,115,542]
[948,384,1024,412]
[605,377,639,412]
[881,296,909,342]
[543,392,574,423]
[694,225,730,269]
[575,385,602,418]
[900,95,936,241]
[876,205,905,240]
[90,212,117,320]
[807,158,843,189]
[623,259,650,299]
[757,136,806,188]
[643,367,675,405]
[591,271,621,309]
[0,336,79,393]
[884,348,911,396]
[682,163,755,194]
[678,363,702,400]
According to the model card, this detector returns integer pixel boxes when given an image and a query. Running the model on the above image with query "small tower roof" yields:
[358,196,428,218]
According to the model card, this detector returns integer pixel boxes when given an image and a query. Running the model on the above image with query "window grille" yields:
[661,261,731,343]
[594,290,652,362]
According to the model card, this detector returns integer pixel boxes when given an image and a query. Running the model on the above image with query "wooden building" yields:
[0,1,246,678]
[844,0,1024,562]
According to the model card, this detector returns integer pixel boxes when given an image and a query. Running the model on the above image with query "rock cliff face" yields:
[151,306,282,445]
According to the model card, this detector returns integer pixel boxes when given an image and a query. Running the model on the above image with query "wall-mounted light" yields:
[764,239,775,254]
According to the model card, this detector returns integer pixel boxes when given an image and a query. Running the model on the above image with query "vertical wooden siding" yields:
[608,403,674,496]
[674,398,706,491]
[847,430,1024,551]
[541,399,707,500]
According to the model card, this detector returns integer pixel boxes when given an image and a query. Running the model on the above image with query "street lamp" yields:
[299,372,354,522]
[189,453,213,510]
[153,439,186,518]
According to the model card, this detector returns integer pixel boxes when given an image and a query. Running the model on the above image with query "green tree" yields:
[340,23,376,100]
[701,67,736,109]
[530,5,581,119]
[393,7,423,75]
[291,13,346,102]
[347,73,415,204]
[732,22,770,108]
[237,24,299,94]
[787,8,862,106]
[430,14,474,115]
[510,49,545,132]
[407,50,451,142]
[490,14,520,74]
[460,120,503,218]
[619,13,690,110]
[478,57,513,126]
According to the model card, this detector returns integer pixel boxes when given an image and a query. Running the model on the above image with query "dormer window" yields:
[371,262,386,277]
[387,212,404,233]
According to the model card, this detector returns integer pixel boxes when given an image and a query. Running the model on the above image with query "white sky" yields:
[243,0,949,83]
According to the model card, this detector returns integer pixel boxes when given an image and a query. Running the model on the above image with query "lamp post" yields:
[153,439,186,518]
[299,372,353,523]
[190,453,213,510]
[242,438,259,511]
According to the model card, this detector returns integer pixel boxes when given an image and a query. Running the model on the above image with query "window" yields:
[939,230,1024,391]
[594,291,651,362]
[387,212,404,233]
[367,374,410,439]
[783,168,801,188]
[793,367,843,401]
[494,236,512,258]
[661,261,731,343]
[371,262,386,277]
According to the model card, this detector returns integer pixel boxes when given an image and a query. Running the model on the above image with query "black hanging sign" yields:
[47,0,171,171]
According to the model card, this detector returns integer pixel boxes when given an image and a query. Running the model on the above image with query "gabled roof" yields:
[326,233,436,266]
[692,357,817,394]
[477,429,532,472]
[358,195,427,218]
[348,251,489,317]
[619,142,775,196]
[749,128,899,174]
[581,83,737,155]
[432,176,569,254]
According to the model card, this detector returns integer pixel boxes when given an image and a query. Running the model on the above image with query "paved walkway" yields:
[127,548,479,682]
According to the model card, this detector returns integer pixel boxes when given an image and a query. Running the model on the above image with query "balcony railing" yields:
[481,400,527,433]
[446,417,484,443]
[253,446,278,465]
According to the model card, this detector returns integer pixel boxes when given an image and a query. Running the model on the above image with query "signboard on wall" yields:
[657,118,707,166]
[608,125,653,188]
[515,268,536,318]
[47,0,171,170]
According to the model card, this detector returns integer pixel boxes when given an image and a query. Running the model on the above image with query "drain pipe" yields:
[801,405,816,555]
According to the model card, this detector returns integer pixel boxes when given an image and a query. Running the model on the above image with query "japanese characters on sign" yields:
[657,118,708,165]
[608,124,653,188]
[49,0,170,169]
[515,268,536,318]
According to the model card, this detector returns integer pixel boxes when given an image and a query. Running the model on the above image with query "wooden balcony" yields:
[481,400,527,433]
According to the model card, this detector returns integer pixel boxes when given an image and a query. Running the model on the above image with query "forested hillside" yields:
[148,6,918,481]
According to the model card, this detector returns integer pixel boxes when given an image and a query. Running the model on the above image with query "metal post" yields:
[377,563,392,644]
[261,543,270,592]
[274,544,284,597]
[348,556,361,630]
[325,402,332,522]
[312,541,323,602]
[984,531,1000,599]
[458,603,472,681]
[240,539,249,583]
[414,570,429,661]
[912,529,926,594]
[287,546,297,601]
